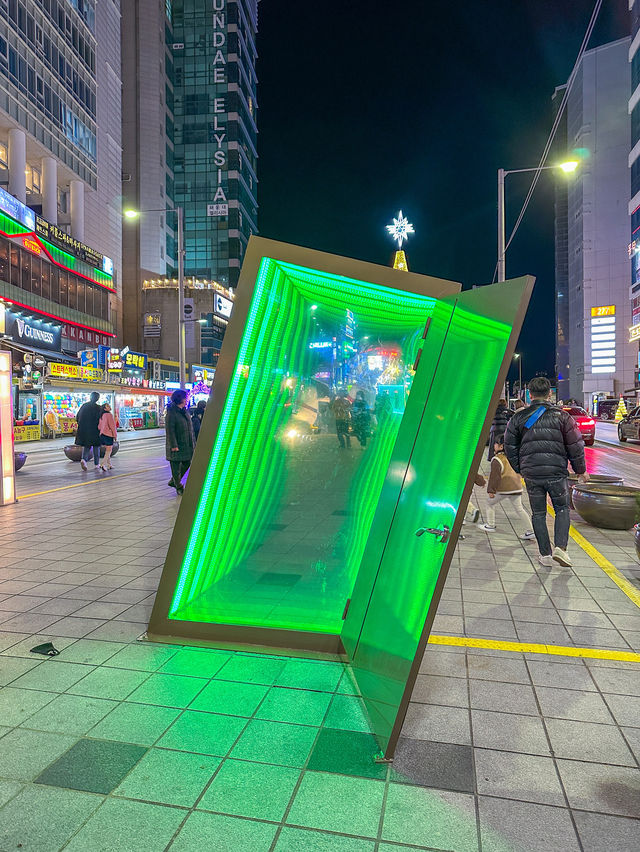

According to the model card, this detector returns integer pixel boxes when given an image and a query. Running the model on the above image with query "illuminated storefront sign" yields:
[114,375,166,390]
[590,306,616,374]
[0,185,35,231]
[630,323,640,343]
[48,362,103,382]
[214,293,233,319]
[308,341,332,350]
[1,307,61,352]
[0,350,16,506]
[108,347,147,372]
[35,216,112,275]
[20,235,42,255]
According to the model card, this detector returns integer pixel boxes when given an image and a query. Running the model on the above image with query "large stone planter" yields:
[568,473,623,509]
[14,452,27,471]
[64,442,120,462]
[572,483,640,530]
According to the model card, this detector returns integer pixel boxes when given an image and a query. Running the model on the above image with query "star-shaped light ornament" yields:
[386,211,415,248]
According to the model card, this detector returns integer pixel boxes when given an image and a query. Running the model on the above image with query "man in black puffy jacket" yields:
[504,377,588,569]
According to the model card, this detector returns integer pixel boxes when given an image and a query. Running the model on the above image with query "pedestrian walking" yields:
[488,398,512,460]
[351,390,371,447]
[75,391,102,472]
[513,399,526,411]
[504,377,588,568]
[98,402,118,472]
[166,389,195,495]
[330,391,352,449]
[479,433,535,540]
[191,399,206,442]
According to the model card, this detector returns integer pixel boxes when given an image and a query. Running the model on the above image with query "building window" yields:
[57,188,68,214]
[25,165,41,194]
[0,142,7,168]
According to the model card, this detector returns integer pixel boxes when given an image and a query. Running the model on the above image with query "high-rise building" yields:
[628,1,640,393]
[0,0,121,347]
[121,0,175,351]
[172,0,258,292]
[554,39,633,410]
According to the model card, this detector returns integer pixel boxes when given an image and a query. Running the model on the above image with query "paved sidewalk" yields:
[0,445,638,851]
[16,428,164,456]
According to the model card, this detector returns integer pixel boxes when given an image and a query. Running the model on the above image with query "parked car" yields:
[563,407,595,446]
[618,407,640,443]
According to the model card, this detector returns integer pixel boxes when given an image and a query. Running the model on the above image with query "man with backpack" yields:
[504,377,589,568]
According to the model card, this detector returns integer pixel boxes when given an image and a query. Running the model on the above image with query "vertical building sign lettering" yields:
[211,0,228,215]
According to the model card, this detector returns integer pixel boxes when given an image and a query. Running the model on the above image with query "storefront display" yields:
[14,388,41,442]
[115,392,161,430]
[43,389,114,436]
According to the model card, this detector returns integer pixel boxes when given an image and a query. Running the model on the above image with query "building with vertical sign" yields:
[554,39,635,408]
[172,0,258,289]
[629,1,640,393]
[0,0,122,337]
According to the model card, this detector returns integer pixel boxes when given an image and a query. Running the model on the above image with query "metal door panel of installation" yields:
[343,276,534,758]
[148,236,461,651]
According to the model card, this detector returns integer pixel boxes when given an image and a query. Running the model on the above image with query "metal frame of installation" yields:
[149,236,534,758]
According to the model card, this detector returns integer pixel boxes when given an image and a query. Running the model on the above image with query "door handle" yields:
[415,525,450,543]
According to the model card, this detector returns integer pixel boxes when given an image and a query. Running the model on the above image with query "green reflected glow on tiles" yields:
[169,257,436,634]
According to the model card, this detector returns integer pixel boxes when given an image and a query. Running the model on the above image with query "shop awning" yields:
[4,341,78,364]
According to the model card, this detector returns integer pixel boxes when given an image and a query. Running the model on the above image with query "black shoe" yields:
[176,484,184,495]
[168,479,175,487]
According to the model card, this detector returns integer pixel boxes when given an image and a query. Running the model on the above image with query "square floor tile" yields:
[158,648,231,678]
[534,686,614,723]
[588,664,640,697]
[478,796,580,852]
[323,694,371,733]
[382,784,478,851]
[10,660,95,692]
[0,655,41,685]
[469,680,539,716]
[157,709,247,756]
[231,719,318,767]
[573,810,640,852]
[125,672,208,708]
[170,811,277,852]
[56,639,127,665]
[557,759,640,818]
[275,659,343,693]
[287,771,384,838]
[216,654,287,685]
[0,686,57,726]
[526,660,596,691]
[20,693,118,736]
[0,785,103,852]
[471,710,551,756]
[89,701,180,746]
[113,747,219,807]
[402,702,471,745]
[199,759,300,820]
[63,797,186,852]
[467,653,530,684]
[545,718,635,766]
[410,673,470,707]
[474,748,565,806]
[602,693,640,728]
[0,728,77,781]
[67,665,151,700]
[275,827,374,851]
[103,643,179,672]
[190,679,269,717]
[35,738,147,794]
[390,738,475,793]
[256,687,332,727]
[307,728,387,780]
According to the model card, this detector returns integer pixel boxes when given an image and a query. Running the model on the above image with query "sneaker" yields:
[80,459,87,471]
[552,546,572,567]
[520,531,536,541]
[538,555,554,568]
[478,524,496,532]
[471,509,480,524]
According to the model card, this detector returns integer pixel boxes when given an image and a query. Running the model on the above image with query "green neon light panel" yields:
[168,257,437,634]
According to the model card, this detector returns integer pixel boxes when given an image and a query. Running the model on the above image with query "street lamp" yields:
[497,161,578,282]
[513,353,522,398]
[124,205,186,388]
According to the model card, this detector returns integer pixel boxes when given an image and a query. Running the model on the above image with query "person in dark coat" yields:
[351,391,372,447]
[191,399,206,442]
[488,399,512,460]
[166,389,195,495]
[75,391,102,472]
[504,376,588,570]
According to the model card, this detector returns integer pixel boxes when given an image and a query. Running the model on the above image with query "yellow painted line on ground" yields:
[548,505,640,610]
[429,634,640,663]
[18,466,165,500]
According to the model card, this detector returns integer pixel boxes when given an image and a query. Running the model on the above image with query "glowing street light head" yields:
[558,161,579,173]
[386,211,414,249]
[124,209,140,219]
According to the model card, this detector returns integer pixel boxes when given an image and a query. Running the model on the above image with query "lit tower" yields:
[386,211,414,271]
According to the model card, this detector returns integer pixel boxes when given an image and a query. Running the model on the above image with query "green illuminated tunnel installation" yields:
[168,257,437,634]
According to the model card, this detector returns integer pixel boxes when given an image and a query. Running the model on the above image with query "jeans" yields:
[82,445,101,466]
[336,419,350,448]
[525,477,570,556]
[486,492,532,533]
[170,459,190,488]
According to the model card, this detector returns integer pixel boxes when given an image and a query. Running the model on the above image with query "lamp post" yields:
[497,161,578,283]
[514,353,522,398]
[125,205,186,388]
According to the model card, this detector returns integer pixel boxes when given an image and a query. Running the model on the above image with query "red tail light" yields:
[581,419,595,427]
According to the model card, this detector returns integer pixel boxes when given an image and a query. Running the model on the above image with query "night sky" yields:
[256,0,629,386]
